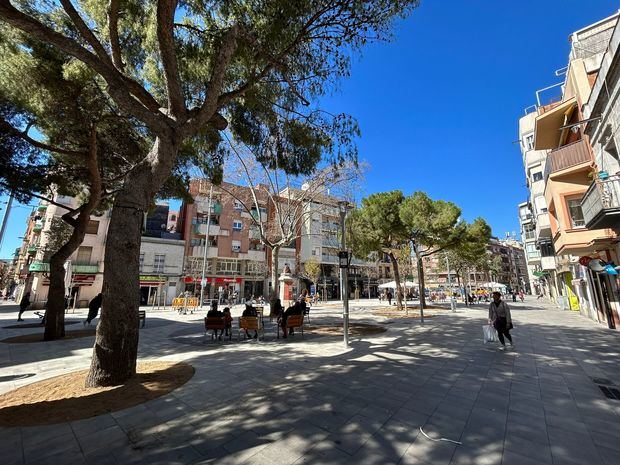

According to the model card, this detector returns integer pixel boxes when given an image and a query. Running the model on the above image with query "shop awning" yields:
[534,98,577,150]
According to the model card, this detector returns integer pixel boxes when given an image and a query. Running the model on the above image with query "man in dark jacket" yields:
[242,304,258,339]
[281,302,303,338]
[18,292,30,321]
[84,293,103,326]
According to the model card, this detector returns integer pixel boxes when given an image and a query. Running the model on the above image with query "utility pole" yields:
[446,254,456,312]
[199,185,213,309]
[0,193,14,254]
[338,201,350,349]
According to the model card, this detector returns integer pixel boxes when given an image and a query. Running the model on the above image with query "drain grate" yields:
[598,386,620,401]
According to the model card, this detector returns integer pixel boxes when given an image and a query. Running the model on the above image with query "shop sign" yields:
[140,275,166,285]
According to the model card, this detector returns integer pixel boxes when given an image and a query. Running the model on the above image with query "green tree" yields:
[303,257,322,289]
[440,218,492,304]
[400,192,491,318]
[0,1,419,386]
[348,191,408,309]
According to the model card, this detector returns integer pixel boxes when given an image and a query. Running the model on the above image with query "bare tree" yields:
[215,139,362,300]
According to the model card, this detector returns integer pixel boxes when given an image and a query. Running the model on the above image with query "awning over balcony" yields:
[534,98,577,150]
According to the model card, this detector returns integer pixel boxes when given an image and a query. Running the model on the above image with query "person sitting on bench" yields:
[242,304,258,339]
[207,304,224,339]
[281,301,303,339]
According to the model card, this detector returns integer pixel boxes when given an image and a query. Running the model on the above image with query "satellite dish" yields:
[588,259,606,272]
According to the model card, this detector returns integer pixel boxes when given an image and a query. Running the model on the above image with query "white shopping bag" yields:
[483,324,498,343]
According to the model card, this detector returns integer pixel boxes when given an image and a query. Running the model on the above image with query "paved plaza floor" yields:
[0,297,619,465]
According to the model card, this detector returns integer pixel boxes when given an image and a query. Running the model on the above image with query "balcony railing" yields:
[581,175,620,229]
[321,254,338,263]
[543,139,590,181]
[535,213,551,238]
[541,256,556,271]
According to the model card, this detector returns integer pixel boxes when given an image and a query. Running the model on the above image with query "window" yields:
[534,196,548,214]
[232,240,241,253]
[170,214,176,221]
[76,246,92,264]
[566,198,585,228]
[85,220,99,235]
[139,253,145,272]
[217,259,240,275]
[154,254,165,273]
[233,220,242,231]
[524,134,535,151]
[233,200,243,211]
[532,171,543,182]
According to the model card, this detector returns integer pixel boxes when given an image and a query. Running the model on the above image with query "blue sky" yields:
[1,0,619,258]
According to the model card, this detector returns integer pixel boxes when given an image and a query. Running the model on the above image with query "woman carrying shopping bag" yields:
[488,291,514,351]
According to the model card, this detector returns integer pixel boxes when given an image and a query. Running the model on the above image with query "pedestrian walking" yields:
[17,292,30,321]
[512,290,517,302]
[488,291,514,351]
[84,293,103,326]
[518,290,525,303]
[386,290,393,306]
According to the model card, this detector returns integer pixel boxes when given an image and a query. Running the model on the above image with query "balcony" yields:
[581,175,620,230]
[527,251,541,263]
[543,140,591,181]
[535,213,551,238]
[37,205,47,212]
[522,230,536,241]
[195,223,220,236]
[72,261,101,274]
[321,254,338,264]
[322,237,340,248]
[196,201,222,215]
[541,256,556,270]
[27,245,38,254]
[32,221,43,233]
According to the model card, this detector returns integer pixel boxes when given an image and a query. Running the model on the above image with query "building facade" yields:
[179,180,274,301]
[518,12,620,328]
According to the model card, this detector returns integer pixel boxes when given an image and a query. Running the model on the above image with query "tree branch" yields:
[59,0,112,65]
[156,0,185,116]
[107,0,123,71]
[0,116,87,158]
[185,24,239,133]
[0,2,169,132]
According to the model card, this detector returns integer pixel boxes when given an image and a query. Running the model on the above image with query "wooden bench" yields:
[277,314,304,339]
[238,316,262,341]
[139,310,146,328]
[204,316,231,341]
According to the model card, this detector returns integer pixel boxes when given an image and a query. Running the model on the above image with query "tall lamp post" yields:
[199,184,213,309]
[445,254,456,312]
[338,200,352,349]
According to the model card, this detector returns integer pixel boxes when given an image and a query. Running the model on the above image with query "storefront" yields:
[139,275,166,305]
[182,276,242,303]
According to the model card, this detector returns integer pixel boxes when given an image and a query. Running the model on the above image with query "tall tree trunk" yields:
[44,215,92,340]
[417,256,426,310]
[270,245,280,300]
[86,136,176,387]
[388,252,403,310]
[45,129,101,340]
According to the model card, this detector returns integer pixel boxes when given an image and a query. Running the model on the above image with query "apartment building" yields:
[179,180,275,301]
[519,12,620,328]
[582,16,620,328]
[415,237,528,293]
[281,185,378,299]
[19,196,110,308]
[139,203,185,305]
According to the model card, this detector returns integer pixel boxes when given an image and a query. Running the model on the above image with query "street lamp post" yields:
[199,185,213,309]
[338,201,351,349]
[445,254,456,312]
